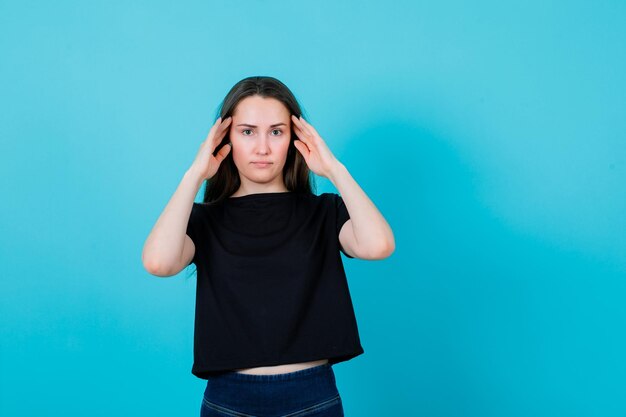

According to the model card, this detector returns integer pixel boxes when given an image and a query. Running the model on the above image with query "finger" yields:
[209,117,232,150]
[297,120,316,141]
[295,115,313,130]
[205,121,219,140]
[292,114,309,132]
[214,143,231,163]
[216,117,231,136]
[205,119,223,144]
[298,116,324,142]
[292,115,310,134]
[208,116,231,136]
[292,123,312,145]
[293,139,309,157]
[218,117,232,136]
[211,134,230,155]
[293,131,312,150]
[211,118,220,132]
[299,117,321,142]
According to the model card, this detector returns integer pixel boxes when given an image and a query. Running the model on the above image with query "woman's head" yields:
[203,76,314,203]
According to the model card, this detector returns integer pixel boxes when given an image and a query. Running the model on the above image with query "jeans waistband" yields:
[202,363,341,415]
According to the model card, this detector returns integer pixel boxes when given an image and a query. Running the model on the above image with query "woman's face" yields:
[229,95,292,191]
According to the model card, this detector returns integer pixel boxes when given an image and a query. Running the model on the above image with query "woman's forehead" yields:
[232,96,290,123]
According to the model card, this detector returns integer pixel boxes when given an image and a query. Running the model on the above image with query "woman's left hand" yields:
[291,115,340,178]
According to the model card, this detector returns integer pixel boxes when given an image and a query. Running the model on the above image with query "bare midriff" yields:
[233,358,329,375]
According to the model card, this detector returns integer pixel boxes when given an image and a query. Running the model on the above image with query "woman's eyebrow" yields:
[236,123,287,128]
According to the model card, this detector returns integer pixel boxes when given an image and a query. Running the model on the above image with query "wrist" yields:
[327,159,347,184]
[184,167,206,188]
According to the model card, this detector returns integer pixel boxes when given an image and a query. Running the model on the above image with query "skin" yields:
[228,95,292,197]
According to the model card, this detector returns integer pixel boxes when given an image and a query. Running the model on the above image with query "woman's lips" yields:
[251,162,272,168]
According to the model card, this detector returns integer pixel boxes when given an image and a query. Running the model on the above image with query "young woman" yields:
[142,76,395,416]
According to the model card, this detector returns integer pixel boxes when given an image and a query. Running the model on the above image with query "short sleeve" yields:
[186,203,202,266]
[333,194,353,259]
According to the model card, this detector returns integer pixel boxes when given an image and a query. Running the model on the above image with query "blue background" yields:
[1,1,625,416]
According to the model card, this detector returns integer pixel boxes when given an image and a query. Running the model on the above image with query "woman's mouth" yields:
[251,161,272,168]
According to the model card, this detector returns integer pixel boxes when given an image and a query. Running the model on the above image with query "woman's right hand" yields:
[190,116,233,180]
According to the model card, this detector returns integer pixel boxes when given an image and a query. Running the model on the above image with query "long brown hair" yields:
[202,76,315,204]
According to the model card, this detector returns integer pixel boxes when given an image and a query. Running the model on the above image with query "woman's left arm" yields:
[291,115,395,260]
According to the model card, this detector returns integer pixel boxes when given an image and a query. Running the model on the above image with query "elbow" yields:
[142,240,180,277]
[363,238,395,260]
[379,238,396,259]
[142,253,175,278]
[143,258,166,277]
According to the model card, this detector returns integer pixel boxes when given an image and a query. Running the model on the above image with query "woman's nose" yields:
[255,135,270,154]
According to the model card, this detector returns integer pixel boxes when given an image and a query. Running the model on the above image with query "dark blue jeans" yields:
[200,363,344,417]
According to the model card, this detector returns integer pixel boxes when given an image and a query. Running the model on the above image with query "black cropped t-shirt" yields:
[185,191,364,379]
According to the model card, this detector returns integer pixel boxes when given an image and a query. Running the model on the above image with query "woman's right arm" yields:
[142,168,205,277]
[142,116,232,277]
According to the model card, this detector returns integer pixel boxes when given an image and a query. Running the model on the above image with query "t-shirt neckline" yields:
[225,191,296,202]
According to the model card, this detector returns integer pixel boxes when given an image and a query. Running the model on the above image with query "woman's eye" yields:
[241,129,282,136]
